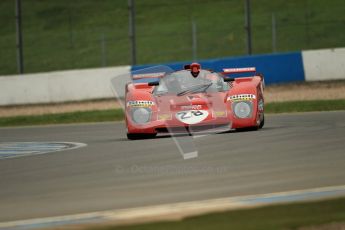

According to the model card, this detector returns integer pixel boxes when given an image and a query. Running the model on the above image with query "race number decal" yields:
[175,110,209,125]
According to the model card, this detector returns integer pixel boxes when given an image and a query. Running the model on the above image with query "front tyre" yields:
[235,114,264,132]
[259,114,265,129]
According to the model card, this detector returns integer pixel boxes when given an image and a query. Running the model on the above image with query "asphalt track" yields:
[0,111,345,223]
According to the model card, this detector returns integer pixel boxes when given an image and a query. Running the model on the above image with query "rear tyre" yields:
[127,133,157,140]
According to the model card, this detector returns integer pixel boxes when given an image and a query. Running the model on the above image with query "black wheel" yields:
[127,133,157,140]
[259,114,265,129]
[235,114,264,132]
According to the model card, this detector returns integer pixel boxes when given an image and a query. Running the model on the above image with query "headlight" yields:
[131,107,151,124]
[233,101,252,118]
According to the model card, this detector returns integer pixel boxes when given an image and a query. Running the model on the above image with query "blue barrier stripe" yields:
[131,51,306,85]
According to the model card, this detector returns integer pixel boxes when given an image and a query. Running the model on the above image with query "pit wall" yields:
[0,66,130,106]
[0,47,344,106]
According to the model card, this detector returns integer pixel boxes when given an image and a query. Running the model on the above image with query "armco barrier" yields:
[0,66,130,106]
[132,51,306,85]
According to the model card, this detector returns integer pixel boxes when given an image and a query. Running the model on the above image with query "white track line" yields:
[0,142,87,160]
[1,184,345,229]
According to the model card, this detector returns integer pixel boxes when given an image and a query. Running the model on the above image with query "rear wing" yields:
[222,67,264,88]
[222,67,256,75]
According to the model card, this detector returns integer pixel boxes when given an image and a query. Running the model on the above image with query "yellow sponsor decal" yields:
[214,111,226,117]
[127,100,155,107]
[227,94,256,102]
[158,114,172,121]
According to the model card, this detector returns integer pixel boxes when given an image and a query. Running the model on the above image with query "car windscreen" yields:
[154,70,228,95]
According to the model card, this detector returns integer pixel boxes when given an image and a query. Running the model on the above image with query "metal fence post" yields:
[128,0,137,65]
[101,33,107,67]
[15,0,24,74]
[244,0,252,55]
[272,13,277,52]
[192,20,197,61]
[68,8,74,48]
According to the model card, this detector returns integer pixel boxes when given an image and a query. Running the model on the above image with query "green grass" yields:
[0,0,344,75]
[0,99,344,127]
[0,109,124,127]
[90,197,345,230]
[266,99,345,113]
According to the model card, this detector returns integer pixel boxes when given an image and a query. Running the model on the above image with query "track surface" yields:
[0,111,345,222]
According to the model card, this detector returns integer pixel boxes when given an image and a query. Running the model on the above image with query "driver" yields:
[182,63,215,88]
[190,62,201,78]
[188,63,224,91]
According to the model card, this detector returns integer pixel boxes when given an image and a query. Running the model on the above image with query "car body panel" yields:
[125,65,264,137]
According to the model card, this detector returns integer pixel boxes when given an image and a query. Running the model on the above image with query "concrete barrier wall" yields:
[0,47,344,106]
[302,48,345,81]
[0,66,130,106]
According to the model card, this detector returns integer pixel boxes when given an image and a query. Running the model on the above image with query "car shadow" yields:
[116,127,283,141]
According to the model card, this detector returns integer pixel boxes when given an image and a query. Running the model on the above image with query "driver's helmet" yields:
[190,63,201,78]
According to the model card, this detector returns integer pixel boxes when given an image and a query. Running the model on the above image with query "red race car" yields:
[125,63,265,140]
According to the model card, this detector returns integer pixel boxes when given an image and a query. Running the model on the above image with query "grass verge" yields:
[0,109,124,127]
[265,99,345,113]
[89,197,345,230]
[0,99,344,127]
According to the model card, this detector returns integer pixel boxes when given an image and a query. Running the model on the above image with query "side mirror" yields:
[224,77,235,82]
[148,81,159,86]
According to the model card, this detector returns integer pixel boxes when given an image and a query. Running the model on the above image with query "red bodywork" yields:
[125,64,265,138]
